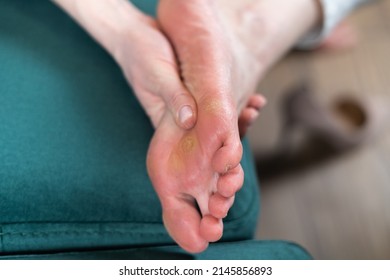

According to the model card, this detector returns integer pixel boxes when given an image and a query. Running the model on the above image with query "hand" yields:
[53,0,197,130]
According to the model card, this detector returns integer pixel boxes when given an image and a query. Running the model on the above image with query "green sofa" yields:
[0,0,311,260]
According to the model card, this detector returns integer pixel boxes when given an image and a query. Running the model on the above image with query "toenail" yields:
[179,105,193,125]
[224,164,232,173]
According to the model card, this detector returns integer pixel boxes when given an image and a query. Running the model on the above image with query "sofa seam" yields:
[0,224,4,251]
[0,230,168,238]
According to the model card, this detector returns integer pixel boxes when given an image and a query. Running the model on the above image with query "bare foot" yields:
[147,1,256,252]
[129,15,263,251]
[147,100,244,252]
[127,14,263,252]
[146,0,266,252]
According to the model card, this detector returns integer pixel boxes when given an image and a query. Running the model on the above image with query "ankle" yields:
[219,0,322,73]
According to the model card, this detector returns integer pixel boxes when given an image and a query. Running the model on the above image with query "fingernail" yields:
[179,105,193,125]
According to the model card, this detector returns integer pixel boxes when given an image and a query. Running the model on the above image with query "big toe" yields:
[162,198,208,253]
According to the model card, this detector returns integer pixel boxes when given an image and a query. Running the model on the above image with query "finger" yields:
[158,67,198,130]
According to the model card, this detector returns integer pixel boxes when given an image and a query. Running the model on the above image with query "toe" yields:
[212,136,243,174]
[209,193,235,219]
[217,164,244,197]
[200,215,223,242]
[162,198,208,253]
[247,94,267,110]
[238,107,259,138]
[238,94,266,137]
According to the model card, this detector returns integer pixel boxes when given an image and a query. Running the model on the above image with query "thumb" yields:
[158,67,197,130]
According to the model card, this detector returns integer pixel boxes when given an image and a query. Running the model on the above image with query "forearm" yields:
[52,0,142,63]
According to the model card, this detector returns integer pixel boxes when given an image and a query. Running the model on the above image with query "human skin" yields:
[52,0,264,132]
[154,0,321,252]
[53,0,320,253]
[52,0,200,130]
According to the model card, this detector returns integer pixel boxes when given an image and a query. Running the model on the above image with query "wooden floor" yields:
[249,0,390,259]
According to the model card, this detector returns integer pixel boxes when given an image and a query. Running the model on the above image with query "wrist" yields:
[53,0,144,63]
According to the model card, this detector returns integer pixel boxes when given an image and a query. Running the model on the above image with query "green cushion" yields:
[0,0,259,255]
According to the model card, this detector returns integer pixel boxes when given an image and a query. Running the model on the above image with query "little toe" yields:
[239,107,259,137]
[240,107,260,124]
[247,94,267,110]
[209,193,235,219]
[217,164,244,197]
[162,198,208,253]
[199,215,223,242]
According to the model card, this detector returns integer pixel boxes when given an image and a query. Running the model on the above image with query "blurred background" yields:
[251,0,390,259]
